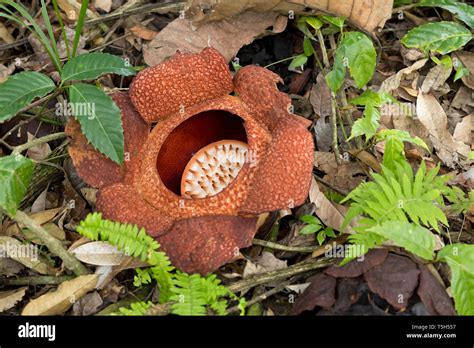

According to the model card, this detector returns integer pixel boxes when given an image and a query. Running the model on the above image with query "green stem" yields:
[264,55,301,69]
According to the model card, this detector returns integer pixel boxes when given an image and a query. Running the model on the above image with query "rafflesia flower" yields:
[66,48,314,274]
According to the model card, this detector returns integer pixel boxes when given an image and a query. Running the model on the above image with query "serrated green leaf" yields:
[61,52,136,82]
[401,21,472,55]
[438,244,474,315]
[368,221,435,260]
[319,15,345,29]
[325,52,345,93]
[0,71,55,122]
[68,83,124,164]
[348,103,380,140]
[417,0,474,28]
[340,32,376,88]
[0,155,34,216]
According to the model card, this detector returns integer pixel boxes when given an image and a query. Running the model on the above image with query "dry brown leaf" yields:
[94,0,112,13]
[379,59,428,94]
[454,51,474,90]
[57,0,78,20]
[71,241,125,266]
[0,22,14,44]
[0,237,50,274]
[143,11,287,66]
[185,0,393,33]
[0,63,15,84]
[243,251,287,278]
[95,256,148,289]
[22,223,66,245]
[310,73,332,118]
[416,93,470,166]
[453,115,472,145]
[420,62,452,94]
[0,258,24,276]
[291,272,337,314]
[0,287,27,313]
[22,274,98,315]
[130,24,159,41]
[309,177,352,233]
[26,132,52,161]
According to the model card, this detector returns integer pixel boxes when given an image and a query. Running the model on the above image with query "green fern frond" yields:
[76,212,160,261]
[118,301,152,315]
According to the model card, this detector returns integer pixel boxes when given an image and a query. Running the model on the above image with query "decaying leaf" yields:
[21,223,66,245]
[26,132,52,161]
[0,236,50,274]
[379,59,428,94]
[324,248,389,278]
[185,0,393,33]
[417,266,456,315]
[0,287,27,313]
[309,177,351,233]
[291,272,337,314]
[143,11,287,66]
[71,241,126,266]
[243,251,287,278]
[22,274,98,315]
[454,51,474,90]
[130,24,159,41]
[364,253,420,309]
[416,93,470,167]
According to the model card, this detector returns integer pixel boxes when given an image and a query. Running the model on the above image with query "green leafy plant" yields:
[300,215,336,245]
[347,90,397,141]
[340,130,474,314]
[326,31,376,92]
[437,244,474,315]
[401,21,472,55]
[76,213,245,315]
[416,0,474,28]
[0,0,135,164]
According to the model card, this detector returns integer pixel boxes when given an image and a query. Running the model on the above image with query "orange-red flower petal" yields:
[157,215,257,274]
[96,183,174,237]
[240,116,314,214]
[234,65,292,130]
[129,48,233,123]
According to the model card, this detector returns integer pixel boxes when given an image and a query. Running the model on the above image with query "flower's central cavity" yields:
[181,140,248,198]
[157,110,248,196]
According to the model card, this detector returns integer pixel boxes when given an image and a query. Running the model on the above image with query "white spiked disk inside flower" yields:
[180,140,248,198]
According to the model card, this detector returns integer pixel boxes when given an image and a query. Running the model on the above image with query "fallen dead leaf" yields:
[454,51,474,90]
[309,177,351,233]
[324,248,389,278]
[94,0,112,13]
[26,132,52,161]
[22,274,98,315]
[420,61,452,95]
[243,251,287,278]
[0,287,28,313]
[0,22,14,44]
[72,291,103,316]
[130,24,159,41]
[417,265,455,315]
[0,63,15,84]
[416,93,470,167]
[291,272,337,314]
[22,223,66,245]
[379,59,428,94]
[143,11,287,66]
[0,237,50,274]
[453,115,472,146]
[364,253,420,309]
[309,73,332,118]
[0,258,24,276]
[185,0,393,33]
[71,241,126,266]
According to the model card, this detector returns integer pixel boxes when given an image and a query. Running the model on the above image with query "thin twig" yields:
[228,257,334,294]
[313,175,349,196]
[253,239,324,253]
